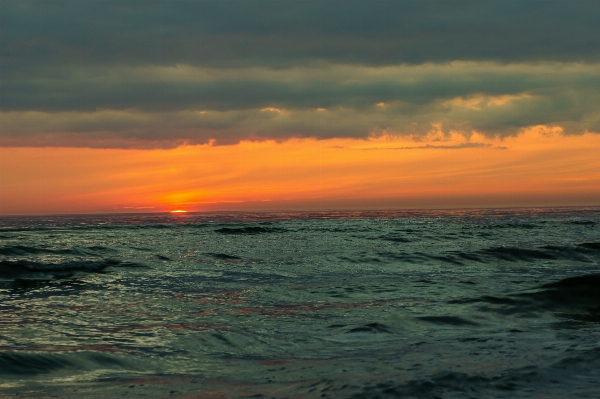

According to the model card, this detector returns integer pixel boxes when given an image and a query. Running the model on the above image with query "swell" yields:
[0,259,144,278]
[355,242,600,266]
[526,274,600,309]
[340,348,600,398]
[0,351,129,376]
[214,226,288,234]
[452,242,600,264]
[0,244,114,257]
[451,273,600,320]
[480,243,600,261]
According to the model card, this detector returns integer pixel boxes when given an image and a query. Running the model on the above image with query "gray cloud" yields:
[2,78,599,147]
[4,0,600,70]
[2,1,600,148]
[3,63,600,112]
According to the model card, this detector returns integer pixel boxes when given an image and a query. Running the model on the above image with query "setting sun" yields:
[169,210,188,213]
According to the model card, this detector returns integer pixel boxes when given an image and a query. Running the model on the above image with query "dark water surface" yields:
[1,208,600,398]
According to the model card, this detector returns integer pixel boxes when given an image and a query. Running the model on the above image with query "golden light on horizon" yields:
[1,128,600,215]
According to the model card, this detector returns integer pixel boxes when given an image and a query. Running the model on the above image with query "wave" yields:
[418,316,480,326]
[569,220,596,226]
[468,243,600,264]
[0,352,76,375]
[315,348,600,399]
[451,274,600,322]
[487,223,542,229]
[527,274,600,308]
[378,234,411,243]
[203,253,242,260]
[481,247,557,261]
[346,322,391,333]
[214,226,287,234]
[0,259,145,279]
[0,351,128,376]
[579,242,600,250]
[0,244,114,257]
[337,242,600,266]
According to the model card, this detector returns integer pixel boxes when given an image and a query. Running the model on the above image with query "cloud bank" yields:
[2,1,600,148]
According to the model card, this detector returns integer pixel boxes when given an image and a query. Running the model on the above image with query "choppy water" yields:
[1,208,600,398]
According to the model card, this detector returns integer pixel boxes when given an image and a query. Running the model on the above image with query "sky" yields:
[1,1,599,214]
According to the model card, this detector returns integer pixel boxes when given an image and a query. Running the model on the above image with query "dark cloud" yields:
[1,1,600,147]
[3,63,600,112]
[2,83,599,147]
[3,0,600,69]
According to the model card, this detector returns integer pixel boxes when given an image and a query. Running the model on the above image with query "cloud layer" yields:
[2,1,600,147]
[5,1,600,68]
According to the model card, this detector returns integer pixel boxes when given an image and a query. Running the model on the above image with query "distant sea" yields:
[1,208,600,398]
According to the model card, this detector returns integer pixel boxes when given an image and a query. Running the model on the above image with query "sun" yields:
[170,210,188,213]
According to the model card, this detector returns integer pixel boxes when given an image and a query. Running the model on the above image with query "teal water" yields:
[1,208,600,398]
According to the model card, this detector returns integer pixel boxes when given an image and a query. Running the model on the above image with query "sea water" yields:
[1,208,600,398]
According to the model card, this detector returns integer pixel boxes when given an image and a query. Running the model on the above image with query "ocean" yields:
[1,208,599,398]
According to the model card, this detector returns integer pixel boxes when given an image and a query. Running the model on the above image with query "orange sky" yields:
[3,4,600,216]
[1,127,599,215]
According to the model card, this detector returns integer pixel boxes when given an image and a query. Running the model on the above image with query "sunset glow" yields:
[2,127,599,215]
[1,2,599,215]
